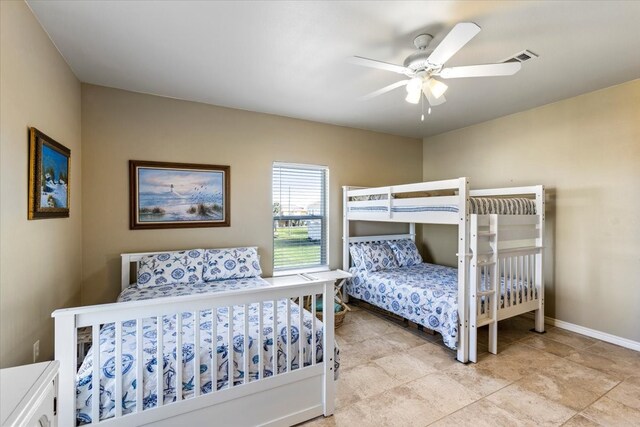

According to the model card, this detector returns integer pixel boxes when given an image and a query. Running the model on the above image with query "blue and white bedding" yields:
[75,277,337,424]
[347,263,535,350]
[347,263,460,349]
[348,197,536,215]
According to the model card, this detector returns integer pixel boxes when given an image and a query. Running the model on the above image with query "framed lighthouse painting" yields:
[129,160,230,229]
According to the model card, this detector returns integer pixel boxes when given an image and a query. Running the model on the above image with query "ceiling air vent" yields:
[501,49,538,63]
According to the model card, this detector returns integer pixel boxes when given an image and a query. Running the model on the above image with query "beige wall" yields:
[81,84,422,305]
[422,79,640,343]
[0,1,82,368]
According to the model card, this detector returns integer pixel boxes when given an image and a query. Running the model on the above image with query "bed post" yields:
[342,186,350,303]
[53,312,77,427]
[456,177,470,363]
[322,280,336,416]
[534,185,545,332]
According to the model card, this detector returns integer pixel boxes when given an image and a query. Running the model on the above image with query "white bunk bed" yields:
[342,177,545,363]
[52,250,336,426]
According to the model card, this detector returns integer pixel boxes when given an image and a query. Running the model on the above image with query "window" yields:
[272,162,328,273]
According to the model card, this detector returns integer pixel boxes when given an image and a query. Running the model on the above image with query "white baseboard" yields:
[522,313,640,352]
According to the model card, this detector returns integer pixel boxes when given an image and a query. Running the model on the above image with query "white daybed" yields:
[53,248,337,426]
[342,177,545,363]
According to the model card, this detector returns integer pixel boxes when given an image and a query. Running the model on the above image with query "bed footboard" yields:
[53,279,335,426]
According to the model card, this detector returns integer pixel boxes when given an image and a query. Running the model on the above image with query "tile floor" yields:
[300,304,640,427]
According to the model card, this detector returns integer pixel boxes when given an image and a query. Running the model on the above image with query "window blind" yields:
[272,163,328,272]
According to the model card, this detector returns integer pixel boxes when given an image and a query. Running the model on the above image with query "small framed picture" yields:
[129,160,230,229]
[28,128,71,219]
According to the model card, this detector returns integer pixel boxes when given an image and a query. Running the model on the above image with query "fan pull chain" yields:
[421,93,425,121]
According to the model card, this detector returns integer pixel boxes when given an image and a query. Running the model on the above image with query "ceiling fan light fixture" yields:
[428,78,448,99]
[405,77,423,94]
[405,90,421,104]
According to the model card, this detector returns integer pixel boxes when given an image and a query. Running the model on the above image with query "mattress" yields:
[75,277,336,424]
[348,196,536,215]
[346,263,535,350]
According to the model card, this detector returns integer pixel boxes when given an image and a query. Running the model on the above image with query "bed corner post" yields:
[53,311,77,427]
[322,279,336,416]
[534,185,546,332]
[342,186,350,303]
[456,177,470,363]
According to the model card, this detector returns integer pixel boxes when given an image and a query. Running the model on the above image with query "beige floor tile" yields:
[350,384,441,427]
[561,414,601,426]
[407,342,459,371]
[605,375,640,411]
[442,362,512,397]
[583,341,640,367]
[475,342,564,382]
[335,362,404,408]
[402,373,481,416]
[520,335,578,357]
[580,396,640,426]
[543,327,598,350]
[373,352,438,383]
[335,321,380,344]
[337,342,372,371]
[565,350,635,380]
[382,327,431,350]
[486,383,576,426]
[514,358,619,411]
[429,399,535,427]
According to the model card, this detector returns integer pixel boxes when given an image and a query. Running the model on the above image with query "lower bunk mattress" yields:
[75,277,338,425]
[346,263,535,350]
[347,263,460,349]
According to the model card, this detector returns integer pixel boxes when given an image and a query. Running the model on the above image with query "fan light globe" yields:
[405,78,423,94]
[405,90,421,104]
[428,78,448,99]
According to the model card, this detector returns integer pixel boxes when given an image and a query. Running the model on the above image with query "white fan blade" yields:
[349,56,410,75]
[427,22,481,66]
[361,80,409,100]
[440,62,521,79]
[423,85,447,106]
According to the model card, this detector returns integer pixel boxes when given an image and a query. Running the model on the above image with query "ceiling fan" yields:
[351,22,522,110]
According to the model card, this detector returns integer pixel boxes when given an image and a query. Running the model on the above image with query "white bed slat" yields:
[92,325,100,423]
[194,311,200,397]
[136,318,144,412]
[175,313,183,402]
[298,294,304,369]
[311,294,317,365]
[211,307,217,392]
[228,305,234,388]
[156,316,163,408]
[115,321,123,418]
[286,298,291,373]
[243,305,249,385]
[272,299,277,376]
[258,301,263,380]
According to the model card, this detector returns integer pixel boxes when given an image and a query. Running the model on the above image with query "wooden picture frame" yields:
[129,160,230,229]
[28,127,71,219]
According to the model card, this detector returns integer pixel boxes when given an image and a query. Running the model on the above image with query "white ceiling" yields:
[27,1,640,139]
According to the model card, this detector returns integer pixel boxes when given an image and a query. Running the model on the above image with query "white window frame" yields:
[272,162,329,276]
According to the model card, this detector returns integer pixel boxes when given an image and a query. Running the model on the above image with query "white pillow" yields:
[203,247,262,281]
[359,242,398,272]
[388,239,423,267]
[349,244,365,270]
[137,249,205,288]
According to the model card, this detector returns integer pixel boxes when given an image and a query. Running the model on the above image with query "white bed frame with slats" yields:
[343,177,545,363]
[53,252,336,426]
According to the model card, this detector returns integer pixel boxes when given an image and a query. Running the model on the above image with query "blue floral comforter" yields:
[347,263,536,350]
[75,278,337,424]
[347,264,460,349]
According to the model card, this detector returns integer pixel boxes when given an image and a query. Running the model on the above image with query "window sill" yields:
[272,266,330,277]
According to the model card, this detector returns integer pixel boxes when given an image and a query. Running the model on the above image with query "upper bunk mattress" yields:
[348,196,536,215]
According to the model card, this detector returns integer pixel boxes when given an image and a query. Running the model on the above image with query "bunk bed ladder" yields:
[469,214,499,363]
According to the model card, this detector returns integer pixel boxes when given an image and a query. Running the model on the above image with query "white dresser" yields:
[0,361,59,427]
